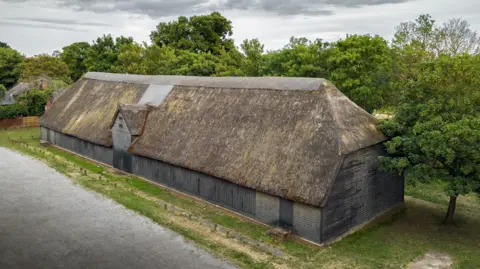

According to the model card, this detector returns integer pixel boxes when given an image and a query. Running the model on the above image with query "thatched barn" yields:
[40,72,404,244]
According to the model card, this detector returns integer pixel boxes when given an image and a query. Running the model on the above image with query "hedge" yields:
[0,103,29,119]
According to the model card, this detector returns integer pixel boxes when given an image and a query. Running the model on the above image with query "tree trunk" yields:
[443,196,457,225]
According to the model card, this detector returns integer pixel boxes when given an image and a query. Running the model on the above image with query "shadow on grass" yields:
[326,198,480,269]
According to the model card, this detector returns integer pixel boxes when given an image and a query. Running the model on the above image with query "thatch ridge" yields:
[84,72,326,91]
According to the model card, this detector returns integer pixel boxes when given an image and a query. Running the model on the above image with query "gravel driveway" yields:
[0,147,237,269]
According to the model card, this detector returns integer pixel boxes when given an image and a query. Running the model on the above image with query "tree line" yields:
[0,12,479,223]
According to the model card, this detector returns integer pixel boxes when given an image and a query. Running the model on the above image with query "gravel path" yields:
[0,147,237,269]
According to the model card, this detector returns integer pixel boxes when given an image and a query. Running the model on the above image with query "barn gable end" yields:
[321,144,404,243]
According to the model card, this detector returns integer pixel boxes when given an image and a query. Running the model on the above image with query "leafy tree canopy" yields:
[18,88,53,116]
[240,39,264,77]
[0,47,24,88]
[18,54,70,83]
[60,42,91,81]
[0,41,9,48]
[0,103,28,119]
[327,34,392,112]
[84,34,134,72]
[150,12,235,55]
[261,37,329,78]
[379,54,480,223]
[0,84,6,100]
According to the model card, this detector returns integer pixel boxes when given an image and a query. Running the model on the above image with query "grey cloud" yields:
[5,16,113,26]
[222,0,412,15]
[324,0,413,7]
[0,20,87,31]
[1,0,412,17]
[1,0,212,18]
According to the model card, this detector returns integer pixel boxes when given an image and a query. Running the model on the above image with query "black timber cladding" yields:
[113,150,133,174]
[41,127,113,165]
[279,198,293,229]
[132,155,256,217]
[321,144,404,242]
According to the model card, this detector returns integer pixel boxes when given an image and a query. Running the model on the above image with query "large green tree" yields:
[261,37,329,78]
[140,44,179,75]
[240,39,264,77]
[150,12,234,55]
[379,54,480,224]
[60,42,91,81]
[84,34,134,72]
[0,47,24,88]
[327,34,392,112]
[110,42,148,75]
[172,50,220,76]
[19,54,70,82]
[214,48,245,76]
[111,41,244,77]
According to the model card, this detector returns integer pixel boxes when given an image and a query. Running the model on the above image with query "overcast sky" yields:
[0,0,479,56]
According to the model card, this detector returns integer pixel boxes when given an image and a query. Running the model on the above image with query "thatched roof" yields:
[1,83,35,105]
[9,82,35,97]
[41,72,386,206]
[40,78,148,146]
[116,103,150,136]
[0,93,15,105]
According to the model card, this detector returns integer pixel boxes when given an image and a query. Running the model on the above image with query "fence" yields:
[0,116,40,129]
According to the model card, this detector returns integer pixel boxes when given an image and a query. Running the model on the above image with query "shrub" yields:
[17,88,53,116]
[0,103,28,119]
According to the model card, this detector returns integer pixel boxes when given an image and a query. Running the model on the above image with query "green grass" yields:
[80,178,274,269]
[406,182,480,220]
[1,128,480,269]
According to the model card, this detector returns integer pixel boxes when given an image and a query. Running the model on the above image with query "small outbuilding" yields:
[40,72,404,244]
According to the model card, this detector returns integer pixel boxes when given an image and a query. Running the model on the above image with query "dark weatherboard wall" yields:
[131,154,323,243]
[40,126,323,243]
[321,144,404,242]
[41,127,113,165]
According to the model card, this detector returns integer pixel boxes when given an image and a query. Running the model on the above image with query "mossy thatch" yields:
[40,78,148,146]
[129,83,385,206]
[116,103,150,136]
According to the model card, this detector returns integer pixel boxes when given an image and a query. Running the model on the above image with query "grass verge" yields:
[1,128,480,269]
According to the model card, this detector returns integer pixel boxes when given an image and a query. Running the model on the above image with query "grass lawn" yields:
[1,127,480,269]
